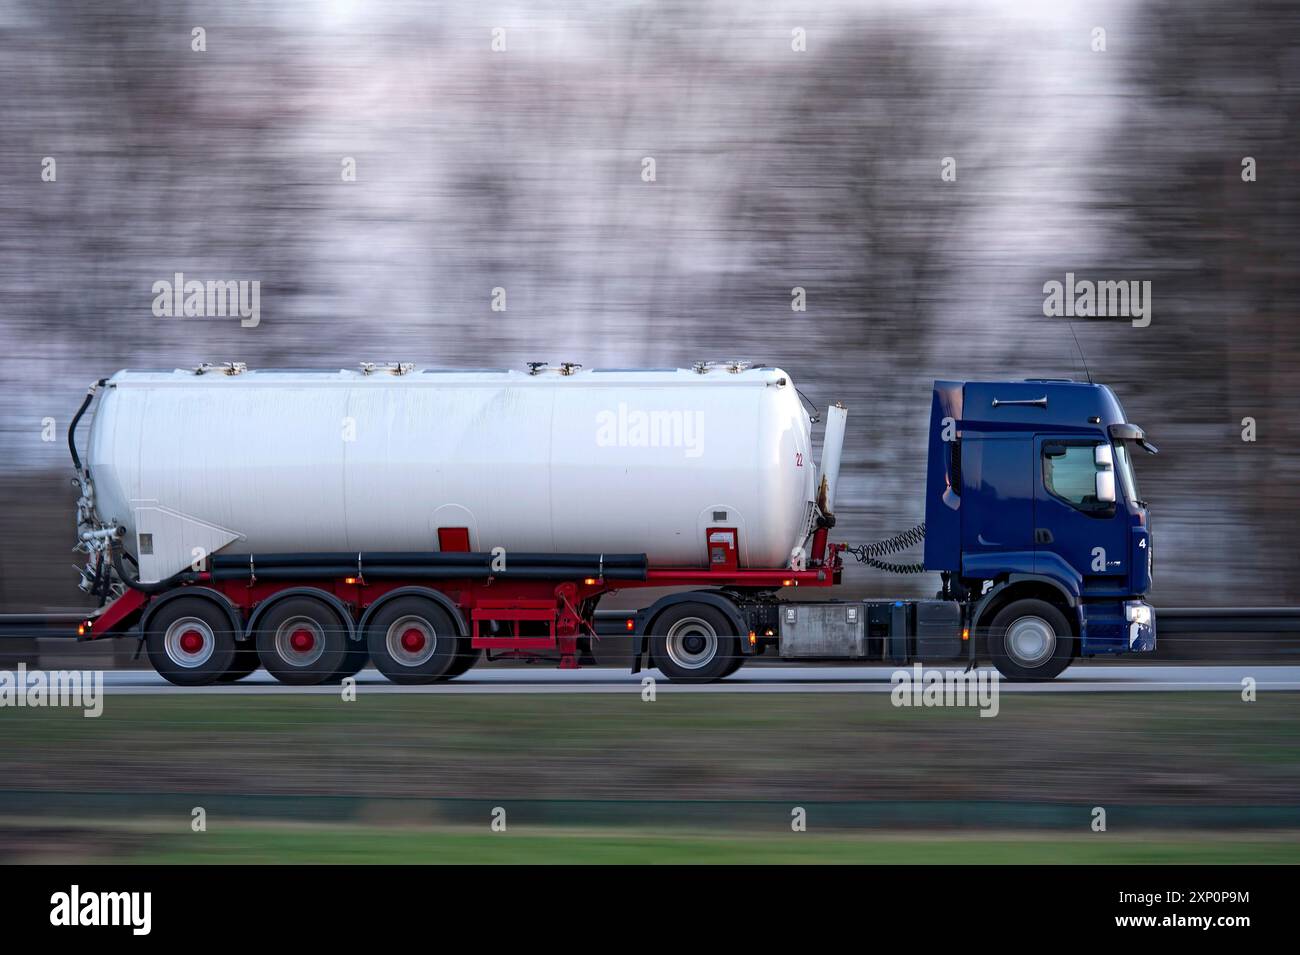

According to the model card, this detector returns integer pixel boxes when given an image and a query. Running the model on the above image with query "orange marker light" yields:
[961,627,970,642]
[77,623,86,636]
[345,577,358,585]
[782,579,794,587]
[749,633,757,646]
[584,577,598,585]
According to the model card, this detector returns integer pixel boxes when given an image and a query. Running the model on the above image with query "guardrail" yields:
[0,613,86,640]
[595,606,1300,636]
[1157,607,1300,633]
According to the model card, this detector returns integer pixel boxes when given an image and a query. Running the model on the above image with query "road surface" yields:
[80,664,1300,694]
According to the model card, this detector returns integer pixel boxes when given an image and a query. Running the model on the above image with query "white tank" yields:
[85,365,818,582]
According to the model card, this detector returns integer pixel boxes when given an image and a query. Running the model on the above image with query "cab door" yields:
[1033,436,1127,588]
[958,434,1036,579]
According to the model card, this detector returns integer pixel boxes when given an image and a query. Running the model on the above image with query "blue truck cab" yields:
[924,379,1158,679]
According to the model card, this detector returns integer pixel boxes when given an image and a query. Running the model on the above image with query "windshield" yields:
[1114,442,1142,505]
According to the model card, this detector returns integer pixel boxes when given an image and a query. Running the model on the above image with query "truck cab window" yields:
[1114,442,1142,505]
[1042,443,1109,513]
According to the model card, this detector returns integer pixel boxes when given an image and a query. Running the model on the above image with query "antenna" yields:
[1065,316,1093,384]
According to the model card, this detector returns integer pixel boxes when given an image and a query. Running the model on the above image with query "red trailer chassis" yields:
[80,538,844,671]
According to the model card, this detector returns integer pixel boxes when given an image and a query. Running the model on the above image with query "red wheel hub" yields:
[290,628,316,652]
[400,628,426,652]
[179,629,205,654]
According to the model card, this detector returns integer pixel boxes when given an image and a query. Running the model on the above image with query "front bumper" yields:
[1079,599,1156,655]
[1124,599,1157,652]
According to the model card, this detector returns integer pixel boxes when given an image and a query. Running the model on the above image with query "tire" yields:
[364,596,460,684]
[986,599,1074,681]
[254,595,351,686]
[218,646,261,683]
[720,655,747,678]
[649,603,740,683]
[444,639,481,679]
[145,596,239,687]
[333,638,369,681]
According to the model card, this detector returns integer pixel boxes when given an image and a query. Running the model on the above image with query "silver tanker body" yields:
[84,366,818,583]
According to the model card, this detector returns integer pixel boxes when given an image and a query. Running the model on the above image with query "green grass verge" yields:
[2,691,1298,806]
[8,821,1299,864]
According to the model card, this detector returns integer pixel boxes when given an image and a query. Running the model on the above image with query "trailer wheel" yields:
[218,646,261,683]
[649,603,740,683]
[365,597,459,684]
[333,638,369,681]
[255,596,351,685]
[145,597,239,687]
[444,639,481,679]
[986,599,1074,681]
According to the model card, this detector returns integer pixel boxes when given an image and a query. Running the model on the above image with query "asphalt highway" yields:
[80,664,1300,694]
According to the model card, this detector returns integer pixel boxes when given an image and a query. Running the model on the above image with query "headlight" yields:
[1126,602,1151,626]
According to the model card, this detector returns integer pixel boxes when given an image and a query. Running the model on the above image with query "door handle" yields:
[1034,528,1054,544]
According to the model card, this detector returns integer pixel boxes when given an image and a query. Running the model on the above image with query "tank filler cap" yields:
[693,360,754,374]
[194,362,246,376]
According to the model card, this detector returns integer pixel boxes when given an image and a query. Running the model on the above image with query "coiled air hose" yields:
[844,522,927,574]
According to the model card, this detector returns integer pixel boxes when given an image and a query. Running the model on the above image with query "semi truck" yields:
[53,361,1157,685]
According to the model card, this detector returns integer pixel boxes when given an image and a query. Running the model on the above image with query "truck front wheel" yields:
[649,604,740,683]
[986,599,1074,682]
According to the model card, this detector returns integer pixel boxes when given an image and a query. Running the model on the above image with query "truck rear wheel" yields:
[255,595,351,685]
[987,599,1074,681]
[649,603,740,683]
[145,597,239,687]
[365,596,459,684]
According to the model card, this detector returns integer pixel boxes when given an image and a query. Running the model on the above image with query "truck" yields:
[53,361,1157,685]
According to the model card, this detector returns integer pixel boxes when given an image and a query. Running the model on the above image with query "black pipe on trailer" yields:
[110,546,200,595]
[208,562,648,582]
[210,551,648,570]
[102,549,651,595]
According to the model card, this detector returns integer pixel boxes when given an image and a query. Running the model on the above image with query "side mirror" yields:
[1095,470,1116,504]
[1094,444,1116,503]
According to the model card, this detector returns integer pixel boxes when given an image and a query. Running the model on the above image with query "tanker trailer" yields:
[69,362,845,685]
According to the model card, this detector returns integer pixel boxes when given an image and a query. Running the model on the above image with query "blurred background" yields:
[0,0,1294,615]
[2,0,1298,612]
[1,0,1298,865]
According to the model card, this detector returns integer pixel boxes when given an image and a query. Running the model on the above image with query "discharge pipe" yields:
[817,402,848,522]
